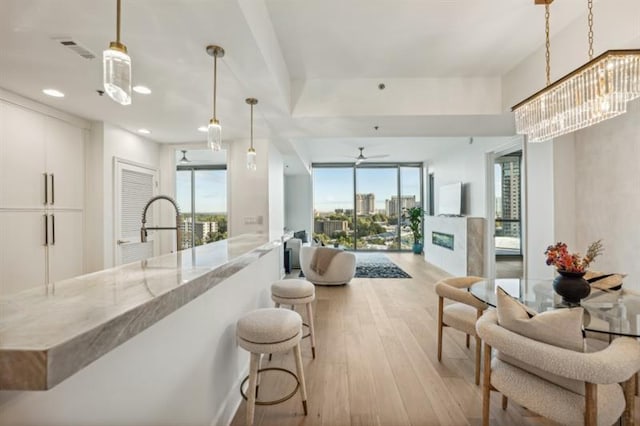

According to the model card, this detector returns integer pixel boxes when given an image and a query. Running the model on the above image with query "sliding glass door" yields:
[313,163,422,251]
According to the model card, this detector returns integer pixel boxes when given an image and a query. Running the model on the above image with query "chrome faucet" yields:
[140,195,182,252]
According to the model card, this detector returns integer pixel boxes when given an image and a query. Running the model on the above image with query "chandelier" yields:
[513,0,640,143]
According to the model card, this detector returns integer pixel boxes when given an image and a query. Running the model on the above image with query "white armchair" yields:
[300,246,356,286]
[477,310,640,426]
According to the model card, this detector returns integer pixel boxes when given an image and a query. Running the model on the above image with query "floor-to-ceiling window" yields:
[313,163,423,251]
[176,164,227,249]
[494,151,522,256]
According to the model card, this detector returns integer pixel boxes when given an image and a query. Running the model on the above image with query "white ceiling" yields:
[0,0,591,171]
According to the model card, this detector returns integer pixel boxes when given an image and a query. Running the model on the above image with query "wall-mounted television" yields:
[438,182,463,216]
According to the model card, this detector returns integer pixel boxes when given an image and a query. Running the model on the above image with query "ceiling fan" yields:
[352,147,389,165]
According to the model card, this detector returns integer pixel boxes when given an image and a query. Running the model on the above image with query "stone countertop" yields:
[0,234,279,391]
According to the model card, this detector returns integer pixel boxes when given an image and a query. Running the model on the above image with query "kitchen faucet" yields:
[140,195,182,252]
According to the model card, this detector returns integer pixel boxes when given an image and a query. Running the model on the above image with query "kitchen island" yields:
[0,234,282,425]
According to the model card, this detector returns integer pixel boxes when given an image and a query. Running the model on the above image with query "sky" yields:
[313,167,422,212]
[176,169,227,213]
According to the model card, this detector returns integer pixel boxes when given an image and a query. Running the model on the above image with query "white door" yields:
[0,210,47,295]
[48,211,84,284]
[114,159,157,265]
[45,117,85,210]
[0,102,46,209]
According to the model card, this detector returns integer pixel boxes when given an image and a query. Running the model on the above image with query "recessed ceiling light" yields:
[133,85,152,95]
[197,126,208,132]
[138,128,151,135]
[43,89,65,98]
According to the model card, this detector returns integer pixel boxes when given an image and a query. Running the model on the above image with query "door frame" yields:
[484,136,525,278]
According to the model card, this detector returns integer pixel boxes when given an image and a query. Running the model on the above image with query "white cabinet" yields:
[0,101,85,296]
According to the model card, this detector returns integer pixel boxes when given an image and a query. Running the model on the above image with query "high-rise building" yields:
[314,220,349,237]
[355,193,375,215]
[497,156,521,237]
[385,195,417,216]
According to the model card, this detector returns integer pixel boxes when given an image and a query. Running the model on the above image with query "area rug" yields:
[299,252,411,279]
[354,253,412,278]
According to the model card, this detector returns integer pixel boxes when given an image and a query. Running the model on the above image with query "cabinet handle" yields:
[43,173,48,205]
[44,214,48,246]
[50,174,55,205]
[50,214,55,245]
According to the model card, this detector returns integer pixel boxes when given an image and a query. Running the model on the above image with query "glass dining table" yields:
[469,278,640,338]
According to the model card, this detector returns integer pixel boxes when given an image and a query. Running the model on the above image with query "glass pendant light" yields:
[103,0,132,106]
[246,98,258,171]
[206,45,225,151]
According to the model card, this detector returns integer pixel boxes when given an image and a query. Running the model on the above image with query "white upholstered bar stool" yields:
[271,279,317,358]
[236,308,308,426]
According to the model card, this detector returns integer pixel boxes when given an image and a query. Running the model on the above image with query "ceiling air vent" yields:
[52,37,96,60]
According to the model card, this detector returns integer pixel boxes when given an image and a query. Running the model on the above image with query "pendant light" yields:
[103,0,132,106]
[246,98,258,171]
[513,0,640,142]
[206,45,225,151]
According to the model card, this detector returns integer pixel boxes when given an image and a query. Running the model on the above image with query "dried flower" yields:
[544,240,604,273]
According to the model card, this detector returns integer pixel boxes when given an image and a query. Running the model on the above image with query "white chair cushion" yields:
[443,303,478,336]
[491,358,624,426]
[237,308,301,345]
[271,279,315,299]
[496,286,584,352]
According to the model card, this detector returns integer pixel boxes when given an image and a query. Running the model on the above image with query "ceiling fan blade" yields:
[355,158,364,165]
[366,154,390,159]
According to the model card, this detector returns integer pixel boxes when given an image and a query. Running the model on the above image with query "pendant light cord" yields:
[545,3,551,86]
[213,55,217,120]
[250,103,254,149]
[587,0,594,60]
[116,0,121,44]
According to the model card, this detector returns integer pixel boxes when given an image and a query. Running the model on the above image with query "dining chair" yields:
[435,276,488,385]
[477,308,640,426]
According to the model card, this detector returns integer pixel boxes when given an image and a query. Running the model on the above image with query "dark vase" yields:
[553,270,591,305]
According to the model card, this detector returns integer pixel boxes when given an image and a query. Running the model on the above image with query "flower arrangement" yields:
[544,240,604,273]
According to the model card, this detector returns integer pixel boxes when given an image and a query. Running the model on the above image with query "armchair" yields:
[477,310,640,426]
[300,246,356,286]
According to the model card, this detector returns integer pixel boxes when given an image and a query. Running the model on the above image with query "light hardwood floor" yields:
[230,253,637,426]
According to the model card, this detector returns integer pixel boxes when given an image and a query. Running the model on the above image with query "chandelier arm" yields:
[587,0,594,60]
[545,3,551,86]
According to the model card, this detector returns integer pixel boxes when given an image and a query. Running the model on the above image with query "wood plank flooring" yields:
[230,253,635,426]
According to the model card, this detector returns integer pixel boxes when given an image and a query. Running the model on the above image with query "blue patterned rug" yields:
[299,253,411,279]
[354,253,411,278]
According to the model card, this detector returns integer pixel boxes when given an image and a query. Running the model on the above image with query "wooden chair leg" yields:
[246,353,260,426]
[482,343,492,426]
[475,335,482,386]
[293,343,308,415]
[584,382,597,426]
[466,334,470,348]
[636,371,638,397]
[306,302,316,359]
[501,395,508,410]
[623,375,636,426]
[437,297,444,362]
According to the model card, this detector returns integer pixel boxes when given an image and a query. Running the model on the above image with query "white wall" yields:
[552,133,577,250]
[228,138,270,237]
[525,140,555,280]
[573,100,640,291]
[284,174,313,236]
[268,146,285,241]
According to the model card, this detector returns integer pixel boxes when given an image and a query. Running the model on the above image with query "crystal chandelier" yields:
[103,0,132,106]
[513,0,640,143]
[206,45,225,151]
[245,98,258,171]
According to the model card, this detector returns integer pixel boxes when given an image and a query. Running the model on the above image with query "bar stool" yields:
[271,279,317,358]
[236,308,308,426]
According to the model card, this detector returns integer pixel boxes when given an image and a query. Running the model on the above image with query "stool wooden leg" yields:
[501,395,508,410]
[482,343,492,426]
[255,354,262,397]
[466,334,470,348]
[437,296,444,362]
[475,335,481,386]
[293,343,308,415]
[623,375,636,426]
[274,302,280,308]
[246,352,260,426]
[306,302,316,359]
